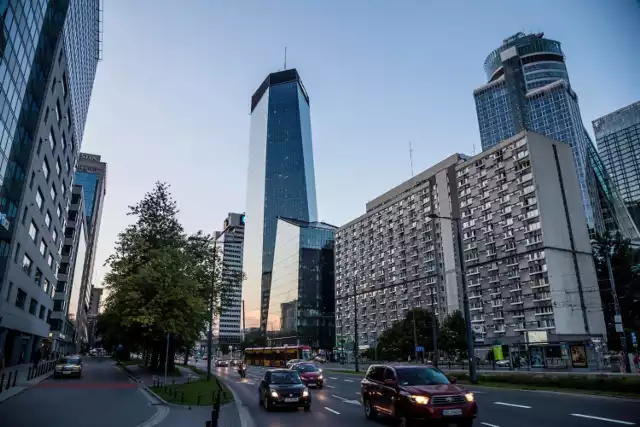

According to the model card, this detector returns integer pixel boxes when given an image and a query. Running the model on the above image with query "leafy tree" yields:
[438,310,469,358]
[377,308,434,360]
[97,182,243,373]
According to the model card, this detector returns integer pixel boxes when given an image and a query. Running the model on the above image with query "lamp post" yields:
[207,224,235,381]
[605,245,629,372]
[428,214,477,383]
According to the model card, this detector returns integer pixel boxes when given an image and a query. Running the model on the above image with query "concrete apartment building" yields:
[455,131,606,346]
[334,154,469,352]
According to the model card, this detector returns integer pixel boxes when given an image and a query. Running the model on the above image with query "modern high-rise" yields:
[86,285,102,348]
[0,1,101,366]
[267,217,337,350]
[334,154,468,352]
[243,69,318,333]
[593,101,640,231]
[213,212,245,347]
[474,32,639,242]
[455,131,605,348]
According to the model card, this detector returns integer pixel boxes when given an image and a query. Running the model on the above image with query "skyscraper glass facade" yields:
[73,170,97,230]
[243,69,318,332]
[474,32,639,240]
[593,101,640,231]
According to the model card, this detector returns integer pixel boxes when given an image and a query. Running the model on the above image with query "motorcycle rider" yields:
[238,361,247,378]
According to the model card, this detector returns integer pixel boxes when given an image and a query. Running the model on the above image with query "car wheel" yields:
[258,391,262,406]
[318,385,323,389]
[304,405,311,412]
[364,398,377,419]
[458,419,473,427]
[263,394,271,411]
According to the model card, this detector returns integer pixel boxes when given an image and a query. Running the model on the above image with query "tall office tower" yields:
[0,1,101,366]
[593,101,640,231]
[213,212,245,347]
[334,154,468,353]
[86,285,102,348]
[474,32,638,241]
[267,218,336,349]
[50,185,88,353]
[243,69,318,333]
[456,131,605,349]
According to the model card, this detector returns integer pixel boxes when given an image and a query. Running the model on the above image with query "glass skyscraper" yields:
[593,101,640,231]
[474,32,639,241]
[243,69,318,333]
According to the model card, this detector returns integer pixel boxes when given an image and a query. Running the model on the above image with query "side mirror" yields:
[384,379,397,387]
[449,376,457,384]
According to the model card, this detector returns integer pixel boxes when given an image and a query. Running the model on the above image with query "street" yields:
[0,358,158,427]
[201,361,640,427]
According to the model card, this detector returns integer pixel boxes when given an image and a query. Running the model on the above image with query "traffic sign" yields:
[632,332,637,348]
[415,346,424,352]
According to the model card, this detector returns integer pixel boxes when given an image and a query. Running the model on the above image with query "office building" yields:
[455,131,605,345]
[0,1,101,365]
[86,285,102,348]
[50,185,88,354]
[474,32,638,241]
[334,154,469,351]
[243,69,318,333]
[267,218,336,349]
[213,212,245,347]
[593,101,640,231]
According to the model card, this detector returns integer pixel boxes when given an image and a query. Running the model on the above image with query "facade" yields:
[243,69,318,333]
[213,212,245,347]
[86,285,102,348]
[474,32,639,241]
[334,154,468,351]
[50,185,87,353]
[455,131,605,346]
[267,217,336,350]
[593,101,640,231]
[0,0,99,366]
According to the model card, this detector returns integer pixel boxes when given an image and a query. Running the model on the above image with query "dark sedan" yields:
[258,369,311,411]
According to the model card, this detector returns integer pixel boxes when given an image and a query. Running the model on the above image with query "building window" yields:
[45,211,52,228]
[15,288,27,309]
[49,128,56,151]
[71,193,80,204]
[61,133,67,151]
[56,100,62,123]
[68,211,77,222]
[39,305,46,319]
[29,298,38,315]
[29,172,35,189]
[50,185,57,201]
[66,158,71,173]
[58,263,69,275]
[40,239,47,256]
[52,228,58,243]
[65,228,74,239]
[43,158,50,180]
[53,300,64,311]
[22,254,33,276]
[62,73,68,97]
[36,188,44,210]
[29,220,38,241]
[47,253,54,268]
[56,158,61,176]
[57,204,62,219]
[61,181,67,198]
[21,207,28,225]
[5,282,13,302]
[43,279,51,296]
[35,268,42,286]
[62,245,71,256]
[56,281,66,292]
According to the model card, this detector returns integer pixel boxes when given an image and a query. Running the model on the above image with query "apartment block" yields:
[455,131,606,344]
[334,154,469,350]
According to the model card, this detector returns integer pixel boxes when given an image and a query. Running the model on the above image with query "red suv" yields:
[360,364,477,426]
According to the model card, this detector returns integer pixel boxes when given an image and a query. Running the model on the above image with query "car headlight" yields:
[465,393,474,402]
[270,390,279,398]
[318,374,323,379]
[303,389,309,397]
[409,395,429,405]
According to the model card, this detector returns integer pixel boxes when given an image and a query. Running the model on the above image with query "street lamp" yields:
[206,224,235,381]
[428,213,477,383]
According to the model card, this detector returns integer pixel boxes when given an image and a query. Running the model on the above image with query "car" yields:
[54,355,83,378]
[286,359,302,369]
[292,362,324,388]
[258,369,311,412]
[360,364,477,426]
[216,359,229,367]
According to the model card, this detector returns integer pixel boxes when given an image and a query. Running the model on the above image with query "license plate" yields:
[307,383,316,386]
[284,398,299,403]
[63,371,72,375]
[442,409,463,416]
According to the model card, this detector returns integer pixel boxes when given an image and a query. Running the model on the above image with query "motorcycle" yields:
[238,364,247,378]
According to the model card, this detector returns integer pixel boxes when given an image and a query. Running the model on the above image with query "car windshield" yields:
[271,372,302,384]
[396,367,450,386]
[61,357,80,365]
[296,364,319,373]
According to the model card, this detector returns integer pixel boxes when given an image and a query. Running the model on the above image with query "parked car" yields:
[258,369,311,411]
[292,362,324,388]
[54,355,83,378]
[360,364,477,426]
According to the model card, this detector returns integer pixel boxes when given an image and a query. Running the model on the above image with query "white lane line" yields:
[494,402,532,409]
[343,379,354,382]
[329,377,338,380]
[481,423,500,427]
[325,407,341,415]
[326,385,336,389]
[570,414,635,425]
[356,392,360,395]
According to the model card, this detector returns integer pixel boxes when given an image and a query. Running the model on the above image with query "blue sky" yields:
[82,0,640,323]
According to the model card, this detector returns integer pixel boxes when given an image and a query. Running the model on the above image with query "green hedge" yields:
[451,372,640,394]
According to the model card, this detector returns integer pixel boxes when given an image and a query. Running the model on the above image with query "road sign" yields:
[415,345,424,352]
[632,332,637,348]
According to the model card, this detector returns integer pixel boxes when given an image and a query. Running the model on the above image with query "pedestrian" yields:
[619,350,626,373]
[633,353,639,373]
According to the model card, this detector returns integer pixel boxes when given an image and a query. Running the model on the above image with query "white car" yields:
[286,359,302,369]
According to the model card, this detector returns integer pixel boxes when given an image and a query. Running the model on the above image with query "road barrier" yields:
[0,360,56,395]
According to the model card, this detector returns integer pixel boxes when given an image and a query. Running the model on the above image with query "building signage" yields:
[0,212,10,230]
[77,166,101,173]
[79,153,101,162]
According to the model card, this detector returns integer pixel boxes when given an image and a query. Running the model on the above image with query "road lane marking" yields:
[343,379,354,382]
[494,402,531,409]
[332,394,361,405]
[325,407,341,415]
[356,392,360,395]
[329,377,338,379]
[481,423,499,427]
[570,414,635,425]
[326,385,336,388]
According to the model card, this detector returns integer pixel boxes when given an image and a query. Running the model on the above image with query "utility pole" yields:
[431,291,439,367]
[353,276,359,372]
[412,309,419,362]
[605,247,629,371]
[242,299,246,342]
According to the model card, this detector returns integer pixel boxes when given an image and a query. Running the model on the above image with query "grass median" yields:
[150,377,234,406]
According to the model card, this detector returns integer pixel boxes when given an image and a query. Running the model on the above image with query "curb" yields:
[216,375,256,427]
[0,371,54,403]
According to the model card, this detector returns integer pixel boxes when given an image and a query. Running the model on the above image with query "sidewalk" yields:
[0,360,57,403]
[157,402,241,427]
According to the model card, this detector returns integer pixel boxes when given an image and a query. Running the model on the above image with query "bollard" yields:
[181,390,185,404]
[197,393,202,406]
[0,373,4,390]
[27,366,32,380]
[12,372,17,387]
[5,372,11,390]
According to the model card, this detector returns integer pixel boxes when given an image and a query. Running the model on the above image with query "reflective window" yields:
[29,220,37,241]
[42,158,50,180]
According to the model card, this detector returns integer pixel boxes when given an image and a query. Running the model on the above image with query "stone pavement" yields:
[0,360,57,403]
[157,401,242,427]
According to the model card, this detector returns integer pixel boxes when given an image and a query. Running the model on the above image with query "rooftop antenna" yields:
[472,144,476,156]
[409,141,415,177]
[284,46,287,70]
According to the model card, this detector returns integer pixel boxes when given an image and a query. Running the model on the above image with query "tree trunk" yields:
[167,339,176,373]
[183,345,190,366]
[151,348,160,371]
[142,348,148,367]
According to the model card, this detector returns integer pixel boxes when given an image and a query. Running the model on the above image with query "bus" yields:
[244,345,312,367]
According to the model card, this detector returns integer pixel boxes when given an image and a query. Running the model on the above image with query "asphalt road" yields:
[203,361,639,427]
[0,357,158,427]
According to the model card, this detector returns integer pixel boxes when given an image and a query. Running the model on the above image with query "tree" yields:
[377,308,434,360]
[97,182,243,373]
[438,310,469,358]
